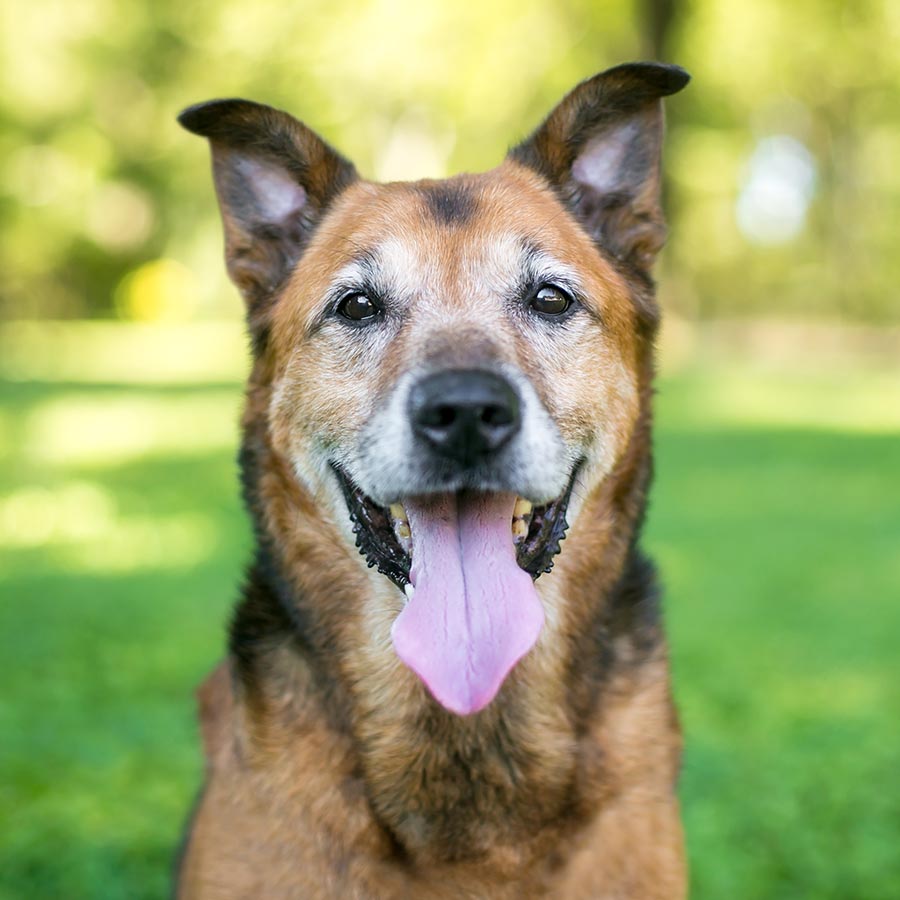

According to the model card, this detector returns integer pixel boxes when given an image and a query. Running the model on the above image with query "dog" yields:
[174,61,690,899]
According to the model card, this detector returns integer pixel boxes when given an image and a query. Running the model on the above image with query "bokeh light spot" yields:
[736,136,817,245]
[115,259,198,322]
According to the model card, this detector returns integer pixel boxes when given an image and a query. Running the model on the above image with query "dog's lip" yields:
[335,466,411,589]
[331,463,580,591]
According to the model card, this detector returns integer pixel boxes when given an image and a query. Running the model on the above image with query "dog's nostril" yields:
[422,405,458,428]
[480,404,513,427]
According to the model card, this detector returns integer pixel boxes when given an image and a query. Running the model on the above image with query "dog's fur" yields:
[175,62,690,899]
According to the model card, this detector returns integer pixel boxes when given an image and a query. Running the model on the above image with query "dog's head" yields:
[180,63,688,716]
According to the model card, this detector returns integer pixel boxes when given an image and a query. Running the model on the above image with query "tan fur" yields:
[176,68,688,897]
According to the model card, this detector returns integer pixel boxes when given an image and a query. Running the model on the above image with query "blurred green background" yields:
[1,0,898,897]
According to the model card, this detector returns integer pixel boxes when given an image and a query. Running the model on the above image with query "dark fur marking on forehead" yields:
[420,181,478,226]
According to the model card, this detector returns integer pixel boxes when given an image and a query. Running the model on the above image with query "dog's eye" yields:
[337,292,380,322]
[529,285,572,317]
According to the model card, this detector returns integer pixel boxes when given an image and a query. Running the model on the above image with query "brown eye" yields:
[337,292,379,322]
[529,284,572,317]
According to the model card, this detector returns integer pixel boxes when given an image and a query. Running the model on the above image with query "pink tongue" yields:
[391,492,544,716]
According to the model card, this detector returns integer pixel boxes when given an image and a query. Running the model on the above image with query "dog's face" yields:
[181,63,688,716]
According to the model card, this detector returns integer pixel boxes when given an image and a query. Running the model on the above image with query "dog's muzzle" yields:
[334,366,578,717]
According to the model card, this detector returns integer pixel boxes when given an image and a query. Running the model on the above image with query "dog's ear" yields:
[178,99,357,315]
[510,63,689,274]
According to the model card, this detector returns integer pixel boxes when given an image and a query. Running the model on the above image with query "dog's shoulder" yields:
[195,661,235,769]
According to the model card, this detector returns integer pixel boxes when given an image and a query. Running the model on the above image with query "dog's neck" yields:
[229,361,661,866]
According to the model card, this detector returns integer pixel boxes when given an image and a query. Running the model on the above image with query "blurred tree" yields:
[0,0,897,322]
[638,0,677,59]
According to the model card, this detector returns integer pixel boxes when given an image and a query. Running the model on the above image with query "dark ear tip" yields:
[655,63,691,94]
[176,98,265,136]
[602,61,691,97]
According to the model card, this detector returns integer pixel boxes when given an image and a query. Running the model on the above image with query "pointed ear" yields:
[178,99,358,314]
[510,63,689,273]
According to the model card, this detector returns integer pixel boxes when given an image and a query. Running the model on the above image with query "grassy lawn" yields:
[1,323,898,898]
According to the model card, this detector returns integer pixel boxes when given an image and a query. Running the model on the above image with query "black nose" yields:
[409,369,521,465]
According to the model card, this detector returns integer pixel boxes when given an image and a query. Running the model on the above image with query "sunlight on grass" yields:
[0,480,216,573]
[0,321,247,385]
[57,512,216,574]
[657,367,900,433]
[0,481,113,546]
[770,672,885,718]
[24,390,240,467]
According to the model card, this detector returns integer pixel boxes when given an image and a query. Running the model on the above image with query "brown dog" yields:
[175,62,690,899]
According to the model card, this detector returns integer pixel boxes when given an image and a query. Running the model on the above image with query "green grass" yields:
[1,325,898,898]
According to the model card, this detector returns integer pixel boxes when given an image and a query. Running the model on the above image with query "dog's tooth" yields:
[514,498,533,518]
[390,503,408,523]
[404,583,415,601]
[397,522,411,540]
[512,518,528,539]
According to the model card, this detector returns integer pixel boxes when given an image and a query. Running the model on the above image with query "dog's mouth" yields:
[333,465,578,716]
[335,468,577,589]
